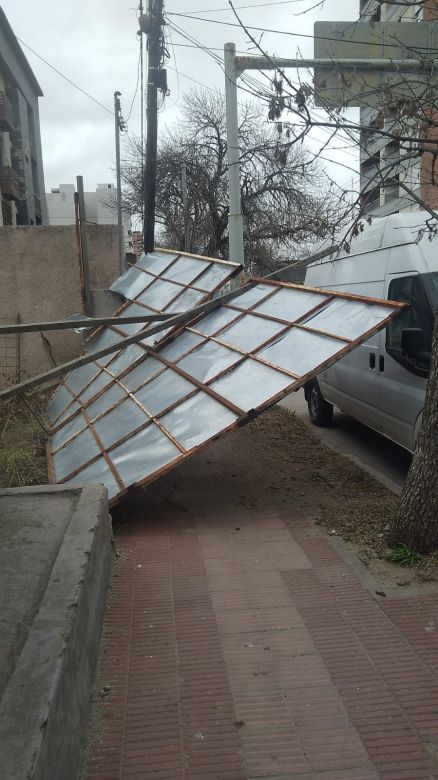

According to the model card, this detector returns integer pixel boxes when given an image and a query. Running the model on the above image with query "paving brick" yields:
[84,458,438,780]
[257,606,304,631]
[250,586,293,608]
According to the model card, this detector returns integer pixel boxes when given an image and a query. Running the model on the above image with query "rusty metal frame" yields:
[48,253,243,423]
[250,277,403,308]
[85,248,242,356]
[0,311,181,336]
[49,283,306,431]
[0,272,249,403]
[48,282,405,442]
[47,281,406,502]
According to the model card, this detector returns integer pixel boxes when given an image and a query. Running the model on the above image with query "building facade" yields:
[359,1,438,216]
[0,8,47,225]
[46,182,133,255]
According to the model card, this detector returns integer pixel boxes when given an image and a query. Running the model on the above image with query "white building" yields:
[46,182,133,253]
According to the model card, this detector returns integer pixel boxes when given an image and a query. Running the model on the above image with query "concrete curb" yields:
[0,485,112,780]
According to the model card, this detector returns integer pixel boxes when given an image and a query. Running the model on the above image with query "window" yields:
[386,274,436,376]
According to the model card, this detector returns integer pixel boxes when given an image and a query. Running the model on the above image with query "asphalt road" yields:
[280,390,412,495]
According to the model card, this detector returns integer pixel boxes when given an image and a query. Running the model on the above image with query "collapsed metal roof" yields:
[46,250,404,506]
[86,248,242,353]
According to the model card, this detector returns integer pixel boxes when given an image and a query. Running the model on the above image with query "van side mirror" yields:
[401,328,424,358]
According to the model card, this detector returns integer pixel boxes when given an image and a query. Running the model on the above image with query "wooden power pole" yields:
[140,0,165,254]
[114,91,125,275]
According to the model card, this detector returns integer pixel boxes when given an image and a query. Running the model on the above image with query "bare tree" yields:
[121,89,346,272]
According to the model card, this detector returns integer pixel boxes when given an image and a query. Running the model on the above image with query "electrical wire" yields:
[167,64,219,93]
[16,36,114,116]
[166,16,362,161]
[167,19,223,66]
[166,19,273,104]
[163,27,181,109]
[166,12,438,52]
[165,11,367,180]
[125,36,142,123]
[178,1,310,12]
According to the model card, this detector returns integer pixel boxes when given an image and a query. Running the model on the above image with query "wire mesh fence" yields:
[0,316,19,388]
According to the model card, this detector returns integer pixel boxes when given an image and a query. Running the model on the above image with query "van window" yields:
[386,274,435,376]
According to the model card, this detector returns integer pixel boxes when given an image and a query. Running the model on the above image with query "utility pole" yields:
[75,175,92,316]
[140,0,166,254]
[224,42,244,267]
[181,163,189,252]
[224,24,438,267]
[114,91,125,275]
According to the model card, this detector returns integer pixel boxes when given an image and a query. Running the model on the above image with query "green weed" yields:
[386,544,422,567]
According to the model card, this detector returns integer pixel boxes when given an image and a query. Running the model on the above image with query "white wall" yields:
[45,183,75,225]
[46,182,132,251]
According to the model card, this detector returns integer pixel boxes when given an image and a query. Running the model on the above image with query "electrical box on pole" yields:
[313,21,438,108]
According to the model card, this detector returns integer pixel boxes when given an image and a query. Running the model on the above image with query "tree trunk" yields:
[387,310,438,554]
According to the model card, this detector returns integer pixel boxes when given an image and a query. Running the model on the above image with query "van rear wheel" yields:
[307,381,333,426]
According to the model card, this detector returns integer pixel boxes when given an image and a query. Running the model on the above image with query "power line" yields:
[167,64,218,93]
[168,42,254,53]
[166,19,273,103]
[166,16,362,166]
[16,37,114,116]
[166,16,362,158]
[126,36,142,123]
[166,12,438,52]
[166,52,358,167]
[164,27,181,108]
[178,0,305,12]
[167,19,223,65]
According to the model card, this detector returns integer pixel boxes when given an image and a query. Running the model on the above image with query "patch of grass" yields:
[0,391,49,488]
[386,544,422,567]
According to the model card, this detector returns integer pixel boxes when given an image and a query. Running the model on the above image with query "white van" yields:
[303,212,438,452]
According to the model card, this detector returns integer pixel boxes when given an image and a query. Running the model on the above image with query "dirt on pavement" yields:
[249,406,438,587]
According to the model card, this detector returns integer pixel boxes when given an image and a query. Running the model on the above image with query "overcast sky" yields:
[3,0,358,195]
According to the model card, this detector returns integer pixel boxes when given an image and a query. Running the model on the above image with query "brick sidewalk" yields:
[84,441,438,780]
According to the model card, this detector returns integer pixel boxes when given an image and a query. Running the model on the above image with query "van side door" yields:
[376,272,428,451]
[319,331,380,429]
[317,278,386,431]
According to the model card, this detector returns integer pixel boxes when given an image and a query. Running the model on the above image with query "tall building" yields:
[46,182,133,254]
[359,1,438,216]
[0,7,47,225]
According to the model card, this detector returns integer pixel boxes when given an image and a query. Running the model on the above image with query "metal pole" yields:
[0,276,258,402]
[223,46,438,270]
[0,311,180,336]
[114,91,125,275]
[76,176,92,316]
[234,55,438,72]
[74,193,86,315]
[143,0,164,253]
[139,0,145,239]
[181,163,189,252]
[224,42,244,266]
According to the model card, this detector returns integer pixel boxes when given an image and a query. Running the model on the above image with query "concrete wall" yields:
[0,224,119,385]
